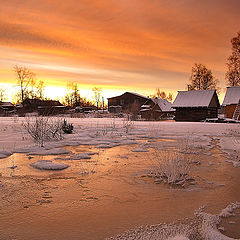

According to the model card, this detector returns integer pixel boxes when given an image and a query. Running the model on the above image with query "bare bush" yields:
[122,117,134,133]
[23,117,64,147]
[150,150,193,186]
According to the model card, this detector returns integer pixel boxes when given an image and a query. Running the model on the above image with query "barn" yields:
[108,92,148,114]
[140,98,175,120]
[222,86,240,120]
[172,90,220,122]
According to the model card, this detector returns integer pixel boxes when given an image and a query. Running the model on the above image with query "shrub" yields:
[62,119,73,134]
[23,117,64,147]
[150,150,193,186]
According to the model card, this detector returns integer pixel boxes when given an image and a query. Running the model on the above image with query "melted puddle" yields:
[0,138,239,240]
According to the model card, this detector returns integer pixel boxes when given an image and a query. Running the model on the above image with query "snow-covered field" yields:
[0,116,240,240]
[0,116,239,157]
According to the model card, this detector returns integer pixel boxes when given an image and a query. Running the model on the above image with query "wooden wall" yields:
[175,107,218,122]
[225,104,237,119]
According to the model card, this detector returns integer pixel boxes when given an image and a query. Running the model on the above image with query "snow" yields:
[108,203,240,240]
[0,117,240,239]
[28,148,72,156]
[30,160,69,170]
[222,86,240,106]
[167,236,189,240]
[0,117,239,159]
[219,202,240,218]
[172,90,217,108]
[152,98,174,112]
[0,150,11,159]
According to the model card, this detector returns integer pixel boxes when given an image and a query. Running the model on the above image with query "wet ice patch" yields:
[30,160,69,170]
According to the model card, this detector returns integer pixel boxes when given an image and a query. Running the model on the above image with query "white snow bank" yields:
[219,202,240,218]
[0,117,240,158]
[56,152,95,160]
[132,146,149,152]
[30,160,69,170]
[28,148,71,156]
[107,203,240,240]
[0,150,11,159]
[167,236,189,240]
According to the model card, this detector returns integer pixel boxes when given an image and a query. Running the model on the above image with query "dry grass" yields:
[150,150,193,186]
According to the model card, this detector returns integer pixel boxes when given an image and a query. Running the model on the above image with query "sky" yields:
[0,0,239,103]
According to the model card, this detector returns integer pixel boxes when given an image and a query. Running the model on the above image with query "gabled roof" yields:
[172,90,219,108]
[108,92,148,100]
[0,102,14,107]
[222,86,240,106]
[22,98,62,106]
[152,98,174,112]
[141,98,174,112]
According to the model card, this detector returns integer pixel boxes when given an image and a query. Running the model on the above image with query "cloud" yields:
[0,0,239,94]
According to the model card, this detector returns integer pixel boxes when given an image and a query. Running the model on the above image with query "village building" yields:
[222,86,240,120]
[172,90,220,122]
[140,98,175,120]
[108,92,148,114]
[20,98,66,115]
[0,101,15,114]
[0,101,15,112]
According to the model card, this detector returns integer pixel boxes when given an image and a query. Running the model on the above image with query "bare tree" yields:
[92,87,102,109]
[36,80,45,100]
[188,63,218,91]
[64,82,80,107]
[0,88,7,102]
[151,88,173,102]
[226,31,240,86]
[14,65,36,102]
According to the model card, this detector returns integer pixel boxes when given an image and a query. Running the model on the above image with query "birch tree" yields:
[226,31,240,86]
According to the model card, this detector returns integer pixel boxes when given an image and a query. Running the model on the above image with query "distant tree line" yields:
[11,65,105,109]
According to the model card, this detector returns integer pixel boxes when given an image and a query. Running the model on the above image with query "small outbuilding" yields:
[140,98,175,120]
[172,90,220,122]
[222,86,240,120]
[108,92,148,114]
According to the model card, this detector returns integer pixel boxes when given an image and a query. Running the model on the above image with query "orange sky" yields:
[0,0,239,102]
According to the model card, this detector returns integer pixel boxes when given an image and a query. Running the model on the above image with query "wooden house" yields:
[140,98,175,120]
[222,86,240,120]
[21,98,66,115]
[108,92,148,114]
[0,102,15,113]
[172,90,220,122]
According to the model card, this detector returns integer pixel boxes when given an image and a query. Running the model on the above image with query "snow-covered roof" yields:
[0,102,14,107]
[172,90,217,108]
[222,87,240,106]
[152,98,174,112]
[108,92,148,100]
[126,92,148,99]
[141,105,151,108]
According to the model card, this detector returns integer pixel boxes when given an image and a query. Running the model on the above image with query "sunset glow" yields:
[0,0,240,102]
